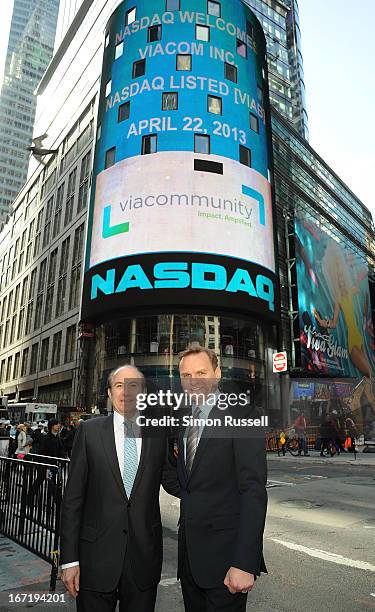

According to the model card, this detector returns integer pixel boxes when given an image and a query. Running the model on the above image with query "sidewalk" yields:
[267,447,375,466]
[0,535,74,611]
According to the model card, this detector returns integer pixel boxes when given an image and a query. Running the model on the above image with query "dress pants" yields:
[76,550,157,612]
[180,535,248,612]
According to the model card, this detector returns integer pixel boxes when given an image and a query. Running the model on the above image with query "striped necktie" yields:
[185,405,201,473]
[123,419,138,497]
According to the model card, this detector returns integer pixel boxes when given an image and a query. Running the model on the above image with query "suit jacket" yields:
[60,414,179,592]
[177,403,267,588]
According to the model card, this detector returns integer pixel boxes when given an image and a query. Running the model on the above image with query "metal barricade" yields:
[26,453,70,489]
[0,456,63,591]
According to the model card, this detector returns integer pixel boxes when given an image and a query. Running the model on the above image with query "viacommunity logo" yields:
[102,205,130,239]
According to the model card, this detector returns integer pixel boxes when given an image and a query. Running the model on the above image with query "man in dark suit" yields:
[60,364,179,612]
[176,347,267,611]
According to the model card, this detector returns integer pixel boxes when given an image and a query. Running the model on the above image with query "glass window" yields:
[208,95,222,115]
[194,134,210,154]
[239,145,251,167]
[196,25,210,42]
[176,54,192,71]
[105,147,116,169]
[105,80,112,97]
[236,39,247,58]
[224,62,237,83]
[142,135,157,155]
[246,20,253,38]
[250,112,259,133]
[133,59,146,78]
[118,102,130,123]
[208,1,221,16]
[115,42,124,59]
[126,7,136,25]
[162,92,178,111]
[166,0,179,10]
[148,25,162,42]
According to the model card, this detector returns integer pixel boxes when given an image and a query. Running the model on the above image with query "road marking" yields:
[371,593,375,597]
[267,480,296,487]
[301,475,328,480]
[270,539,375,572]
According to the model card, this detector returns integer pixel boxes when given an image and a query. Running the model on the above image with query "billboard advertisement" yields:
[82,0,279,322]
[295,215,375,378]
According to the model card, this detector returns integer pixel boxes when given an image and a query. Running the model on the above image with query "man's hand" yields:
[62,566,80,598]
[224,567,255,594]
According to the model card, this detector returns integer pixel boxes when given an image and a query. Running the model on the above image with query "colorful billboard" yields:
[295,215,375,380]
[81,0,279,322]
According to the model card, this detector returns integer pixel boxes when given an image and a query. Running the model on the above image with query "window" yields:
[166,0,179,10]
[69,224,85,310]
[239,145,251,167]
[56,237,70,317]
[65,168,77,226]
[126,7,136,25]
[236,39,247,58]
[13,352,20,380]
[115,41,124,59]
[208,95,222,115]
[142,135,157,155]
[257,85,263,103]
[148,25,162,42]
[105,80,112,97]
[224,62,237,83]
[246,20,253,38]
[43,196,53,248]
[77,152,91,213]
[118,102,130,123]
[51,331,62,368]
[176,54,192,71]
[196,25,210,42]
[40,338,49,372]
[105,147,116,169]
[20,347,29,377]
[250,112,259,133]
[208,1,220,16]
[6,356,12,382]
[162,92,178,111]
[29,343,39,374]
[65,325,76,363]
[194,134,210,154]
[133,59,146,78]
[194,159,223,174]
[53,184,64,238]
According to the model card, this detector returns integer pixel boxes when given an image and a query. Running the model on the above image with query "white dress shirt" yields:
[61,410,142,570]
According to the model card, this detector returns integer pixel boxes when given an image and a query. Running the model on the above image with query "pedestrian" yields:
[294,411,309,456]
[62,424,76,458]
[345,415,357,453]
[31,424,45,454]
[60,364,179,611]
[15,424,31,458]
[40,419,66,458]
[319,417,334,457]
[175,347,267,612]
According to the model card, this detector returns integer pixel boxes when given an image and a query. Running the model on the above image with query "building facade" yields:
[0,0,373,428]
[0,0,60,223]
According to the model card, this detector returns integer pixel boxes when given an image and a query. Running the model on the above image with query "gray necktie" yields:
[123,420,138,497]
[185,405,201,473]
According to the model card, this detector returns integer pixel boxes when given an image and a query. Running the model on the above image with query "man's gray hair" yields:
[107,364,146,390]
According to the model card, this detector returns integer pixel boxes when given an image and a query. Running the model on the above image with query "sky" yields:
[0,0,373,219]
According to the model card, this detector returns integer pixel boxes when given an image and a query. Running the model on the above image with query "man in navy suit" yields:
[176,347,267,612]
[60,364,179,612]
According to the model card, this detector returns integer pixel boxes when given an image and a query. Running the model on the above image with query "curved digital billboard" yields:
[82,0,280,322]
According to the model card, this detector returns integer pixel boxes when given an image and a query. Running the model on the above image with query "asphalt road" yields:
[157,456,375,612]
[1,455,374,611]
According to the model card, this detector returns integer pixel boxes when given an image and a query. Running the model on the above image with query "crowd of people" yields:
[0,419,77,459]
[288,410,357,457]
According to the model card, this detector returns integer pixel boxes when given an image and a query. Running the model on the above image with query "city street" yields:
[0,452,374,611]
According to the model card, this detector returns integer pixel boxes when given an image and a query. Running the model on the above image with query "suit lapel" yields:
[101,414,127,501]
